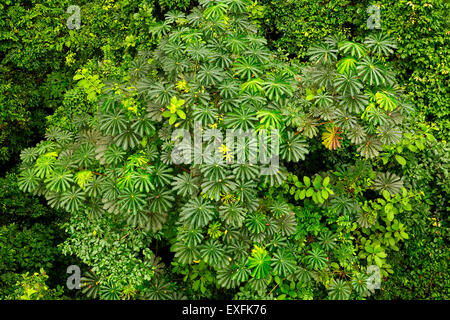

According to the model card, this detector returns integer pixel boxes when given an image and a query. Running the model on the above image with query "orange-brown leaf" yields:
[322,126,343,150]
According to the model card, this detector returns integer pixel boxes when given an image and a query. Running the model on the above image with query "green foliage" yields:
[0,0,159,166]
[3,0,448,302]
[259,0,450,138]
[6,269,65,300]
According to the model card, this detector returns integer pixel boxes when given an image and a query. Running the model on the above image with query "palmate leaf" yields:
[45,170,73,192]
[203,2,228,20]
[270,200,291,218]
[126,210,149,228]
[334,70,363,96]
[133,170,155,193]
[152,163,174,187]
[262,75,295,102]
[162,40,186,58]
[180,197,216,228]
[240,91,266,107]
[218,80,240,99]
[18,168,40,193]
[305,247,328,270]
[356,57,386,86]
[165,10,186,23]
[317,230,337,251]
[86,200,105,220]
[339,93,368,114]
[365,105,388,127]
[247,246,271,279]
[149,21,171,38]
[118,187,146,215]
[211,50,234,69]
[225,108,257,130]
[241,78,263,93]
[60,187,86,213]
[34,153,57,178]
[20,147,39,164]
[261,164,288,187]
[374,90,397,112]
[197,64,226,86]
[244,43,271,63]
[162,55,191,78]
[235,180,258,203]
[256,110,282,130]
[172,172,200,197]
[357,135,383,159]
[314,92,333,108]
[336,56,357,74]
[377,123,402,145]
[244,212,266,234]
[232,163,259,182]
[177,227,204,246]
[233,56,263,80]
[46,192,63,209]
[114,128,141,151]
[338,41,367,59]
[145,211,168,233]
[226,240,250,262]
[225,0,251,13]
[288,266,313,284]
[364,32,397,57]
[148,188,174,213]
[217,264,240,289]
[219,202,247,227]
[331,109,357,131]
[193,105,218,126]
[231,262,251,283]
[143,279,172,300]
[351,272,370,297]
[276,213,297,236]
[98,109,127,136]
[140,82,176,106]
[80,270,100,299]
[225,33,248,54]
[307,43,338,64]
[173,242,200,265]
[322,126,343,150]
[200,240,229,269]
[131,117,155,136]
[280,131,309,162]
[328,279,352,300]
[330,196,361,216]
[373,171,403,195]
[186,42,212,62]
[266,234,288,251]
[73,143,96,168]
[271,249,296,277]
[307,64,336,89]
[201,178,237,201]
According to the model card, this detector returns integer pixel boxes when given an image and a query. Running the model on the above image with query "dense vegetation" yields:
[0,0,448,300]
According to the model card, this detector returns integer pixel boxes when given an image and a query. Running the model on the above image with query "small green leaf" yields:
[323,176,330,187]
[303,176,311,187]
[395,155,406,166]
[299,189,306,200]
[169,114,177,125]
[177,109,186,119]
